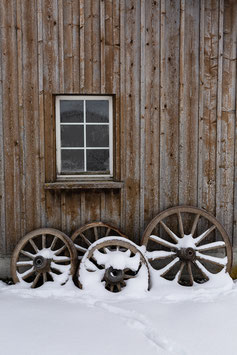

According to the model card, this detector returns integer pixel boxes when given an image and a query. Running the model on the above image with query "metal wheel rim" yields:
[11,228,78,288]
[141,206,233,285]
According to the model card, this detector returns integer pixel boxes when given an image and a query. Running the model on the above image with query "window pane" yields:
[60,100,83,123]
[61,150,84,172]
[87,150,109,171]
[86,100,109,123]
[86,125,109,147]
[61,125,84,147]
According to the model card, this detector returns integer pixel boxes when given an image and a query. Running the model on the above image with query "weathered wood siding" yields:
[0,0,237,258]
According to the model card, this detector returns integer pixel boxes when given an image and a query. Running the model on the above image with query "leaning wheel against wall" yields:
[142,206,233,286]
[11,228,78,288]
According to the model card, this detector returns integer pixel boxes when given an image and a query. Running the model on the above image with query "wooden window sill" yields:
[44,181,124,190]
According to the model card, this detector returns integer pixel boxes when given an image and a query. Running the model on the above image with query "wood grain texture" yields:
[0,0,236,256]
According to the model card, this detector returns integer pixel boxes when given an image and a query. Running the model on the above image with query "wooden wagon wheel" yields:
[11,228,78,288]
[142,206,232,286]
[71,222,128,261]
[78,237,150,293]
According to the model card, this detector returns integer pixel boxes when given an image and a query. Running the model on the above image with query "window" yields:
[56,96,113,179]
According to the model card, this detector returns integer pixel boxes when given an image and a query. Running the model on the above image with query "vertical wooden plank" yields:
[22,0,42,233]
[63,0,73,92]
[144,0,160,227]
[0,2,6,254]
[84,0,93,92]
[1,0,21,252]
[217,0,236,240]
[198,0,219,215]
[159,0,180,211]
[37,0,46,227]
[105,0,113,93]
[179,0,200,206]
[43,0,61,228]
[72,0,80,92]
[120,0,126,231]
[92,0,100,92]
[124,0,141,243]
[58,0,65,93]
[79,0,85,93]
[100,0,105,93]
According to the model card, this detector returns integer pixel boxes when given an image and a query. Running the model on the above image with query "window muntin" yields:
[56,96,113,178]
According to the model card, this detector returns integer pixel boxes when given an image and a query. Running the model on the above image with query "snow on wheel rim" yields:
[11,228,78,288]
[141,206,233,286]
[78,237,151,293]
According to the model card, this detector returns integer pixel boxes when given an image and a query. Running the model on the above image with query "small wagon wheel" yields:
[142,206,232,286]
[78,237,150,293]
[11,228,78,288]
[71,222,128,261]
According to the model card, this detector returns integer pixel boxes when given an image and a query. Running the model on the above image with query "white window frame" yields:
[55,95,113,180]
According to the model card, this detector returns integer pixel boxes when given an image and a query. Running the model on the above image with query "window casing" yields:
[56,96,113,179]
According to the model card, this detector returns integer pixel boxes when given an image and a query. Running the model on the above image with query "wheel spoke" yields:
[160,257,179,277]
[29,239,39,253]
[196,241,226,252]
[105,228,111,237]
[187,262,194,286]
[124,273,135,279]
[110,284,114,292]
[53,256,70,263]
[160,221,179,243]
[75,244,87,253]
[177,212,184,238]
[31,273,41,288]
[117,283,121,292]
[20,267,35,280]
[175,261,185,282]
[94,227,99,241]
[194,260,211,279]
[191,214,200,236]
[54,245,67,256]
[79,233,92,247]
[16,261,33,267]
[50,236,58,250]
[195,225,216,246]
[43,272,47,284]
[20,250,35,260]
[42,234,46,249]
[149,235,178,250]
[146,250,175,261]
[196,252,227,267]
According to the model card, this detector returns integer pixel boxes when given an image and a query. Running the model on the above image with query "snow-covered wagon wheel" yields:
[78,237,150,293]
[71,222,128,262]
[142,206,232,286]
[11,228,78,288]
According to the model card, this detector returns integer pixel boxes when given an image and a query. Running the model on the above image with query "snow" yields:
[0,269,236,355]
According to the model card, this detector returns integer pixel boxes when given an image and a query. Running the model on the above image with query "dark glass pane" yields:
[86,125,109,147]
[61,149,84,173]
[86,100,109,123]
[60,100,83,123]
[87,150,109,172]
[61,125,84,147]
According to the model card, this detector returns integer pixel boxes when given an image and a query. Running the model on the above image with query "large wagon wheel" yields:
[71,222,128,261]
[78,237,150,293]
[11,228,78,288]
[142,206,232,286]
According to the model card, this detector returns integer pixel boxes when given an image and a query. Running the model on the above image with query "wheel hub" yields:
[178,247,196,261]
[104,266,124,284]
[33,256,51,272]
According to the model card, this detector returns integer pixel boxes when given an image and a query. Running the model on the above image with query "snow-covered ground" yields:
[0,269,236,355]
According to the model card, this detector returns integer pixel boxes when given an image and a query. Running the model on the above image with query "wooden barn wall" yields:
[0,0,237,257]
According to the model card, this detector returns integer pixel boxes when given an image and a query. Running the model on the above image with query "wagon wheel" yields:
[11,228,78,288]
[142,206,232,286]
[71,222,128,261]
[78,237,150,293]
